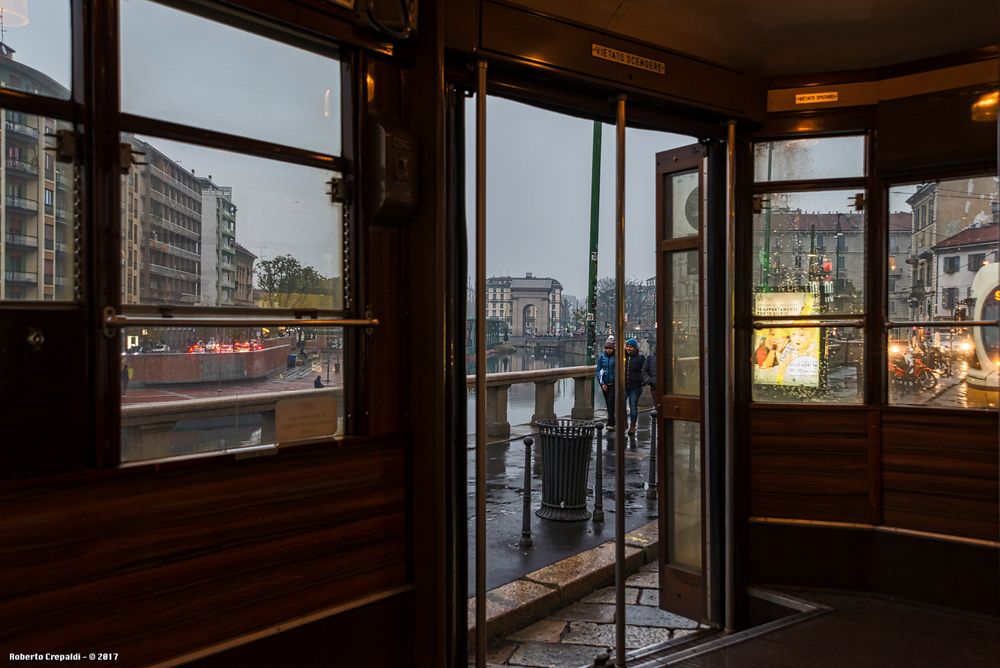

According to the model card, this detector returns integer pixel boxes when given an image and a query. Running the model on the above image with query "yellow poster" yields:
[753,291,821,388]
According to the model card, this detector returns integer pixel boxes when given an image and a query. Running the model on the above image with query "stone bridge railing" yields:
[466,366,595,437]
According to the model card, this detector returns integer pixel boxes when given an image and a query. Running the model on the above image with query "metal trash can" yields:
[287,354,297,368]
[535,418,596,521]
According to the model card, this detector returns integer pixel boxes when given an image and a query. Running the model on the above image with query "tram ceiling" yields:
[515,0,1000,76]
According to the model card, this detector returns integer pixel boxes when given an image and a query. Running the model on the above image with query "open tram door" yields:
[655,141,727,627]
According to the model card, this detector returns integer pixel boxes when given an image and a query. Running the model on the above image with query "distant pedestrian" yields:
[624,337,646,435]
[314,375,324,388]
[595,335,616,430]
[121,359,131,396]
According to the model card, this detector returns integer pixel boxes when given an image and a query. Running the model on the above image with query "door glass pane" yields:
[751,326,863,403]
[754,136,865,182]
[121,325,346,462]
[121,134,344,309]
[667,420,701,570]
[0,2,72,99]
[121,0,341,155]
[667,250,699,395]
[887,177,998,323]
[2,113,76,302]
[753,190,865,315]
[665,169,699,239]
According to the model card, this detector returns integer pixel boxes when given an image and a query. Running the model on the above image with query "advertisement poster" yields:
[753,290,821,388]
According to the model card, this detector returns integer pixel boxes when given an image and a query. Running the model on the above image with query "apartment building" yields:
[0,43,73,301]
[234,242,257,307]
[198,177,237,306]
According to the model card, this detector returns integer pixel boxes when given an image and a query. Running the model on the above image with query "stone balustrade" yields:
[466,366,595,437]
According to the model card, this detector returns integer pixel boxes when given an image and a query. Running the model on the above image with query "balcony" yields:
[54,241,71,253]
[5,196,38,213]
[5,233,38,249]
[5,270,38,283]
[148,262,200,282]
[5,158,39,177]
[149,188,200,218]
[147,212,200,242]
[148,164,201,199]
[149,238,201,262]
[4,121,39,142]
[55,172,71,190]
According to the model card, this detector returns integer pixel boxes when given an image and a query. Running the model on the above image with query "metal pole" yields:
[587,121,603,365]
[593,422,605,522]
[647,409,657,500]
[475,60,488,668]
[520,436,533,548]
[613,94,627,667]
[724,120,737,633]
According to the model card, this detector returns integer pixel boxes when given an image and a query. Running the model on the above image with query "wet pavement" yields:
[467,409,659,594]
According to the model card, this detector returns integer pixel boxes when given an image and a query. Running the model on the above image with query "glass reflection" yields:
[0,2,71,100]
[667,420,701,570]
[754,136,865,182]
[753,190,865,315]
[668,250,699,395]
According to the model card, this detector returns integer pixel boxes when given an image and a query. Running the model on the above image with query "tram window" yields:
[0,2,71,100]
[119,135,344,310]
[121,326,346,462]
[886,177,998,409]
[121,0,342,156]
[752,190,866,316]
[1,111,78,302]
[754,136,865,182]
[751,326,863,403]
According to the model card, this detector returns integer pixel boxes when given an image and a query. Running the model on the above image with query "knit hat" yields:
[625,337,638,348]
[604,335,615,347]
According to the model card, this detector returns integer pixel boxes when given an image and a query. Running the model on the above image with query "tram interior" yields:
[0,1,997,666]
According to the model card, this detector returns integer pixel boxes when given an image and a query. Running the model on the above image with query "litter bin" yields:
[534,418,596,521]
[287,354,297,369]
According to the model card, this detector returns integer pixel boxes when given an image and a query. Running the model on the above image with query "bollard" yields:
[647,409,657,500]
[593,423,605,522]
[520,436,533,548]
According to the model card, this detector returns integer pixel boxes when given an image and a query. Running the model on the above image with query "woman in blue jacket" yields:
[595,335,616,430]
[623,337,646,435]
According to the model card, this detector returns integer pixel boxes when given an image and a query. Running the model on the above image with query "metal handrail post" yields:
[475,60,488,668]
[647,409,657,500]
[520,436,534,548]
[593,422,605,522]
[724,119,737,633]
[613,94,627,668]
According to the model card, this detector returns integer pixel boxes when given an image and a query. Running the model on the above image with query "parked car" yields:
[149,343,171,353]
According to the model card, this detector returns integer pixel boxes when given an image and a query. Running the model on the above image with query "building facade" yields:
[234,242,257,307]
[0,43,73,302]
[198,178,237,306]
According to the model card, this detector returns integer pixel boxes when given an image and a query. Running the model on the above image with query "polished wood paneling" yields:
[749,408,870,522]
[882,411,999,542]
[749,522,999,615]
[0,442,407,665]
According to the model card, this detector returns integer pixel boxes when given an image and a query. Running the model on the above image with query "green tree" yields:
[256,254,333,308]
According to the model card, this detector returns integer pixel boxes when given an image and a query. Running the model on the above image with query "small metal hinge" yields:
[852,192,865,211]
[327,176,350,204]
[120,143,148,175]
[752,196,765,214]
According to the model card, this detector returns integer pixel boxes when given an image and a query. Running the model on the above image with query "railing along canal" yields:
[466,365,594,437]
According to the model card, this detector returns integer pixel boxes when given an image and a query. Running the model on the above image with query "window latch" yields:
[327,176,350,204]
[44,129,78,164]
[752,196,766,214]
[120,143,148,175]
[852,192,865,211]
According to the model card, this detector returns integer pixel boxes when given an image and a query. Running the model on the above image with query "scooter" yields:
[888,348,937,391]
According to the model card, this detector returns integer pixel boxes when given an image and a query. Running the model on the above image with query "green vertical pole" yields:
[587,121,602,365]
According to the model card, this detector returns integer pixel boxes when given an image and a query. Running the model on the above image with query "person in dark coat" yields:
[641,344,657,393]
[314,375,324,388]
[623,337,646,435]
[121,359,130,396]
[595,335,616,430]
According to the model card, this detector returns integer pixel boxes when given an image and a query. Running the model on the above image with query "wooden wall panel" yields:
[0,441,408,665]
[749,408,870,522]
[882,411,999,542]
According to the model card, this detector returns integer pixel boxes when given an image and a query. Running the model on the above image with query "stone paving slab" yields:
[525,541,644,603]
[548,601,616,624]
[581,586,640,605]
[559,621,673,649]
[505,640,608,668]
[623,604,701,629]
